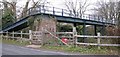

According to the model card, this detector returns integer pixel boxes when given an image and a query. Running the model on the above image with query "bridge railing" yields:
[22,5,117,25]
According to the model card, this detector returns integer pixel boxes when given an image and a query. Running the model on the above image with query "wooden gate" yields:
[30,31,43,45]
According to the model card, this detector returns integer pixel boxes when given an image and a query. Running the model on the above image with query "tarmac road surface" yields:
[2,44,70,55]
[1,44,119,57]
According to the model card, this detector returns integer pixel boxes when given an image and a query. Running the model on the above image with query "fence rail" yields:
[1,31,120,47]
[75,35,119,38]
[76,43,120,46]
[2,31,30,42]
[75,35,120,46]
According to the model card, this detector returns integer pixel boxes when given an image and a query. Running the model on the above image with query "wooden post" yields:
[29,30,32,44]
[1,31,3,41]
[97,32,101,49]
[12,31,14,40]
[41,27,45,46]
[6,31,8,40]
[75,34,77,47]
[73,27,77,47]
[20,31,23,43]
[41,28,43,46]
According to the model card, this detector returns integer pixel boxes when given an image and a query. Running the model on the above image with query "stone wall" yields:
[33,16,57,45]
[40,19,56,32]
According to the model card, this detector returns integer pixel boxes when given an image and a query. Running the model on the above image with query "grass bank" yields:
[41,45,119,55]
[2,39,30,46]
[2,38,119,55]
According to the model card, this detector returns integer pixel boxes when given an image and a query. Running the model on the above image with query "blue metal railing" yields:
[21,5,116,24]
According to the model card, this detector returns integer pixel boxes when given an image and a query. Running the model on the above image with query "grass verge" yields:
[2,39,30,46]
[2,38,119,55]
[41,45,119,55]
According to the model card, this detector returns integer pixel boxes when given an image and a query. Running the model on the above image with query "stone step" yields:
[26,45,41,48]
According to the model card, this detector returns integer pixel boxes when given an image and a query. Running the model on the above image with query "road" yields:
[1,44,119,57]
[2,44,71,55]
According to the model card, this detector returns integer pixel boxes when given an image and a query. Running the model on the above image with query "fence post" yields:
[97,32,101,49]
[6,31,8,40]
[41,28,43,46]
[29,30,32,44]
[1,31,3,40]
[12,31,14,40]
[20,31,23,43]
[73,27,77,47]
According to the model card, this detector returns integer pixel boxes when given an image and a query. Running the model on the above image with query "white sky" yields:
[0,0,120,14]
[16,0,97,8]
[15,0,100,14]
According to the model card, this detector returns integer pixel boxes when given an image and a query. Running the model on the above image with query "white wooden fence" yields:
[1,30,120,47]
[2,31,30,42]
[1,30,43,44]
[43,29,120,47]
[75,35,120,46]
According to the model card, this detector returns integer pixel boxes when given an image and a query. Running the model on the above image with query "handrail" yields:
[15,5,117,25]
[18,5,116,25]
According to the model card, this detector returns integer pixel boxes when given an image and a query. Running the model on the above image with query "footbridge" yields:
[1,5,117,32]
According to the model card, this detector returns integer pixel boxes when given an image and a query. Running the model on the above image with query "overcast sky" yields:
[15,0,102,14]
[16,0,99,8]
[0,0,120,14]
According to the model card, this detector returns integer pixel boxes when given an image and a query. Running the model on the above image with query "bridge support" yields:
[94,25,97,36]
[83,23,86,35]
[102,25,106,36]
[83,22,87,43]
[73,23,77,27]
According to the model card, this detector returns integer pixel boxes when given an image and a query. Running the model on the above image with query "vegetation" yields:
[64,0,90,18]
[2,39,30,46]
[1,37,119,55]
[2,1,16,29]
[57,23,72,32]
[42,45,119,55]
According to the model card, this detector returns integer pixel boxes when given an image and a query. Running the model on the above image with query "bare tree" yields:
[94,0,119,20]
[20,0,49,18]
[32,0,49,6]
[21,0,30,18]
[117,1,120,36]
[93,0,120,36]
[64,0,90,18]
[2,0,17,22]
[1,0,18,29]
